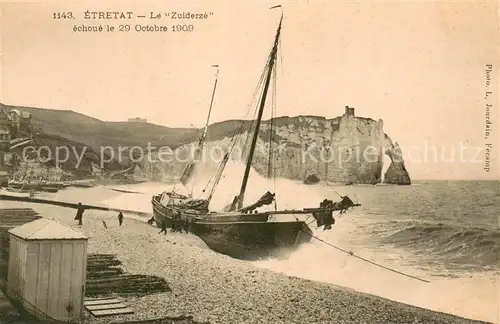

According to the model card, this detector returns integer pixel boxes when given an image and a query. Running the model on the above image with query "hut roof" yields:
[8,218,88,240]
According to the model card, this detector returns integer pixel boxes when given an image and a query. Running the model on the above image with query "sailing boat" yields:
[152,64,219,211]
[151,7,361,260]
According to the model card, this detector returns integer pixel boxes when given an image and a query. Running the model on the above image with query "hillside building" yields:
[0,110,11,149]
[128,117,147,123]
[344,105,355,117]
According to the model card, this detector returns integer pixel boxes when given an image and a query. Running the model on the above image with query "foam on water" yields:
[94,163,498,323]
[205,161,329,218]
[102,161,328,217]
[252,227,498,323]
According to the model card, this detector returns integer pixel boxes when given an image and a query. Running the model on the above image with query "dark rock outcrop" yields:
[383,140,411,185]
[303,174,320,185]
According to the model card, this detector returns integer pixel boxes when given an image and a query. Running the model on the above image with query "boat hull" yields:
[152,196,312,260]
[190,220,312,260]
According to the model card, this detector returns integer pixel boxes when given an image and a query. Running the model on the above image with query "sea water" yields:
[31,165,500,323]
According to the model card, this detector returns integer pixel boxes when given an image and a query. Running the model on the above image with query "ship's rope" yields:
[305,210,341,227]
[267,77,275,178]
[269,33,285,211]
[180,60,267,199]
[200,23,282,205]
[201,87,261,197]
[206,152,230,201]
[199,56,271,200]
[270,59,278,211]
[305,217,317,227]
[299,229,430,283]
[199,82,262,196]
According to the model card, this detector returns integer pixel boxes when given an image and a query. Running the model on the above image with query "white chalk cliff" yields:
[144,107,411,185]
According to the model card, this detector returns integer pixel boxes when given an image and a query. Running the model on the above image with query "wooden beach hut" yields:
[6,218,88,322]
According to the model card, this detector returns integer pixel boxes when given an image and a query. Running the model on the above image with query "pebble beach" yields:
[0,199,492,324]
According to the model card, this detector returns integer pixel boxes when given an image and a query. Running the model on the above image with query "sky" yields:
[0,0,499,180]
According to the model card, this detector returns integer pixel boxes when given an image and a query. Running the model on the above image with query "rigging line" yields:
[208,152,231,200]
[306,218,318,227]
[200,162,220,195]
[241,58,270,119]
[242,58,270,150]
[207,123,252,199]
[278,33,285,80]
[203,167,220,199]
[271,59,278,210]
[201,144,229,194]
[305,210,342,227]
[221,31,274,136]
[206,149,232,198]
[233,57,270,141]
[267,67,275,178]
[199,56,269,195]
[204,56,270,187]
[216,66,265,182]
[202,119,253,197]
[242,98,261,159]
[230,57,269,142]
[204,30,278,198]
[299,229,430,284]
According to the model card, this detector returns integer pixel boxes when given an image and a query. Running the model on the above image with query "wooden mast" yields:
[236,11,283,210]
[178,65,219,187]
[200,65,219,146]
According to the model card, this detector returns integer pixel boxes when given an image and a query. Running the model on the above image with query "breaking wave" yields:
[376,221,500,270]
[98,177,499,323]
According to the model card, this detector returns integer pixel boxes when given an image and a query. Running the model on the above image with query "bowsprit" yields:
[311,195,360,230]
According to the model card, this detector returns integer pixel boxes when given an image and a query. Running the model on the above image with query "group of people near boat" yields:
[154,211,190,235]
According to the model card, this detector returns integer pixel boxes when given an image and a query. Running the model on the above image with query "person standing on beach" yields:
[172,210,183,233]
[117,211,124,226]
[74,202,85,225]
[159,221,167,235]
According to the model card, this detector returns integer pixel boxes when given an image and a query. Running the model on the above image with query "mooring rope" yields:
[306,217,317,227]
[299,229,430,283]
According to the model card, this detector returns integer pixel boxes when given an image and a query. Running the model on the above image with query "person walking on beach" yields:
[159,221,167,235]
[117,211,124,226]
[74,202,85,226]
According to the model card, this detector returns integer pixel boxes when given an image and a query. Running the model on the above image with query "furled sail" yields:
[312,199,336,230]
[239,191,276,213]
[179,197,210,213]
[179,163,194,185]
[179,147,202,186]
[312,196,357,230]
